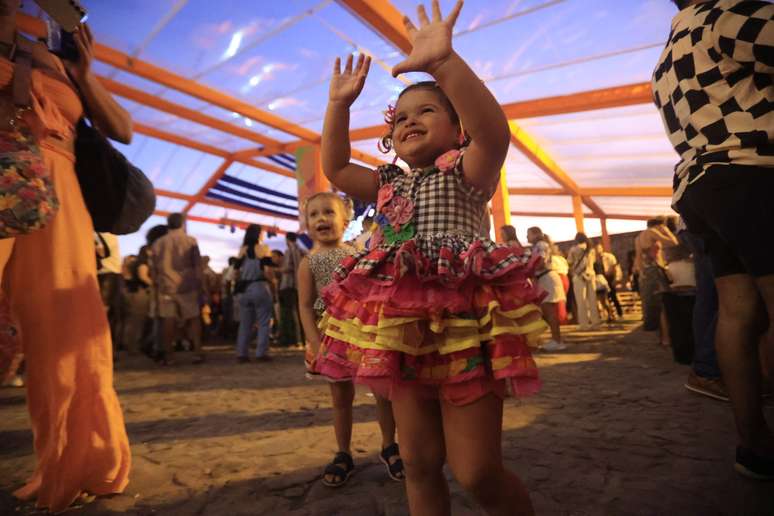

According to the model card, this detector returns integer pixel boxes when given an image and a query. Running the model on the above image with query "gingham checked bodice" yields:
[377,160,489,238]
[330,152,532,285]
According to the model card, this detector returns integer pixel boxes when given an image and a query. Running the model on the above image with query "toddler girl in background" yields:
[297,192,404,488]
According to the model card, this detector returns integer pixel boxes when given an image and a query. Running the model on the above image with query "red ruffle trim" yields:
[323,238,545,318]
[315,334,541,405]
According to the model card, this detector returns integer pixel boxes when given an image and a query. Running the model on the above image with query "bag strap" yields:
[571,247,590,276]
[12,35,34,110]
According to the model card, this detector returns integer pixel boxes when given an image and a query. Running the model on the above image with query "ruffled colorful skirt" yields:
[315,235,547,406]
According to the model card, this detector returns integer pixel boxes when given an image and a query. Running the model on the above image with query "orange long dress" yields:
[0,47,130,512]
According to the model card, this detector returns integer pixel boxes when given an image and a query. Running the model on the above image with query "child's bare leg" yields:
[329,381,355,452]
[540,302,561,342]
[442,392,534,516]
[374,393,397,448]
[392,390,449,516]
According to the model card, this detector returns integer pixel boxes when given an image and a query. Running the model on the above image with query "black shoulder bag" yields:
[74,109,155,234]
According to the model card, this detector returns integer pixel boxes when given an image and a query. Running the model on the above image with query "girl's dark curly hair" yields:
[378,81,469,154]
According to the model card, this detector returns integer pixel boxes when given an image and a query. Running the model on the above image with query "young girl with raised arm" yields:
[314,1,546,514]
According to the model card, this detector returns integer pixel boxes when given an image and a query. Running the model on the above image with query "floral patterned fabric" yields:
[0,117,58,238]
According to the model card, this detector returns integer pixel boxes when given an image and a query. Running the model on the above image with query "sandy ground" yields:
[1,316,773,515]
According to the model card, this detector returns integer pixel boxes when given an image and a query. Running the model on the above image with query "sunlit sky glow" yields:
[19,1,680,267]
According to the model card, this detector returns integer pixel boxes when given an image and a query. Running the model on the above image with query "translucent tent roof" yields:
[19,0,680,266]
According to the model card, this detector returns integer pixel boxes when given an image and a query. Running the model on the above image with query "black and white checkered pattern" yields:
[332,154,530,284]
[652,0,774,204]
[378,153,489,237]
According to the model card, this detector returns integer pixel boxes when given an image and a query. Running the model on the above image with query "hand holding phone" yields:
[46,20,78,62]
[56,23,95,83]
[39,0,89,65]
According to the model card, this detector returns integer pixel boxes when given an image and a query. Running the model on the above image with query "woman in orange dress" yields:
[0,2,133,511]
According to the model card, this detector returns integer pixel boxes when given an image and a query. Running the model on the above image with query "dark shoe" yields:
[684,371,729,402]
[237,356,250,364]
[379,443,405,482]
[321,451,354,487]
[255,355,273,362]
[735,447,774,481]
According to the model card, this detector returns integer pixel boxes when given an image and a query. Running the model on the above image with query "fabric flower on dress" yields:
[376,184,394,212]
[383,195,414,231]
[434,149,461,173]
[383,222,415,245]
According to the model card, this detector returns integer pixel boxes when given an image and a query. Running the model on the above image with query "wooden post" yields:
[601,217,611,251]
[491,167,511,243]
[572,195,585,233]
[295,146,329,230]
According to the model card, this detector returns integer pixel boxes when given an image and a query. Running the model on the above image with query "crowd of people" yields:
[0,0,771,513]
[92,214,310,367]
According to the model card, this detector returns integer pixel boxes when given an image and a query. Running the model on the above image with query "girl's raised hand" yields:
[329,53,371,106]
[392,0,463,77]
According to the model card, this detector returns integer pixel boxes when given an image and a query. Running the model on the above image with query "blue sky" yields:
[23,1,679,265]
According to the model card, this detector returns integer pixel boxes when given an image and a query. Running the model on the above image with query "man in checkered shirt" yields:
[653,0,773,480]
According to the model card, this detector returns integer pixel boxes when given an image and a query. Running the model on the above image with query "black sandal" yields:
[379,443,405,482]
[321,451,354,487]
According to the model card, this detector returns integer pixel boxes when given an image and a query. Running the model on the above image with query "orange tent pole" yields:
[601,218,612,251]
[572,195,585,233]
[510,211,651,221]
[341,82,653,143]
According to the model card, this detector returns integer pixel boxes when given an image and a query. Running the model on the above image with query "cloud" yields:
[298,48,319,59]
[192,20,234,50]
[237,62,298,94]
[266,97,306,111]
[233,56,264,77]
[466,12,485,32]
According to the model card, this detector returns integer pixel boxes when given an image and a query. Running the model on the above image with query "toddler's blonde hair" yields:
[302,192,354,230]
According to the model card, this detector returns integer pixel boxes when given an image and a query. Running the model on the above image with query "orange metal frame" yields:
[17,5,669,229]
[154,211,288,235]
[510,211,650,221]
[343,82,653,144]
[509,121,605,223]
[508,187,672,197]
[155,187,298,222]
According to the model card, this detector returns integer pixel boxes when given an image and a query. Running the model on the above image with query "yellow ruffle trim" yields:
[321,300,547,356]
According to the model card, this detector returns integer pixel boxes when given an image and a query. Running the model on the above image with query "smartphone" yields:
[34,0,88,32]
[46,19,79,62]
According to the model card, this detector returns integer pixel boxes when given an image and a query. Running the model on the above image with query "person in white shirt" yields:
[527,227,566,351]
[567,233,601,330]
[666,246,697,290]
[95,232,124,358]
[595,243,624,320]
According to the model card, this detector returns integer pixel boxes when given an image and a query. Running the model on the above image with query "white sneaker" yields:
[542,340,567,352]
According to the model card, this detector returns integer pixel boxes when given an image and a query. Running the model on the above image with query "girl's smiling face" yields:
[306,196,347,245]
[391,88,460,169]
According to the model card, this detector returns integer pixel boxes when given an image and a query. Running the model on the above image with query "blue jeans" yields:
[236,282,273,358]
[681,231,721,379]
